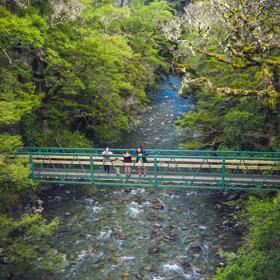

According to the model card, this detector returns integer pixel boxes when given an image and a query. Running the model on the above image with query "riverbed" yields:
[42,75,242,280]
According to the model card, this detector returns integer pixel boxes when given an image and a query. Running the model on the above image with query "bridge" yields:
[18,147,280,192]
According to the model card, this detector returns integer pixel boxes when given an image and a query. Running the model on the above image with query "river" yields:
[41,75,242,280]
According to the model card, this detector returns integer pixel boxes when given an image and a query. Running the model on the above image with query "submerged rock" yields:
[148,247,160,254]
[191,265,202,273]
[152,202,164,209]
[111,226,120,236]
[212,244,221,252]
[181,261,192,273]
[123,272,130,278]
[163,232,177,241]
[147,213,164,222]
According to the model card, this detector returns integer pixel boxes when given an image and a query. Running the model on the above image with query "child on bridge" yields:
[113,158,121,176]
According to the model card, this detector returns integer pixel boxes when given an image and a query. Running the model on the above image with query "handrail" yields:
[21,146,280,156]
[17,152,280,161]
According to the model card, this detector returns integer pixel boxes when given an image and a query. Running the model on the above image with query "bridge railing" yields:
[20,146,280,157]
[17,147,280,191]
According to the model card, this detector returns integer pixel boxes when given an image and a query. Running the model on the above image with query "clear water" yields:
[116,75,195,149]
[42,75,242,279]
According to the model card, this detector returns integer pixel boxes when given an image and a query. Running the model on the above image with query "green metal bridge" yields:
[19,147,280,192]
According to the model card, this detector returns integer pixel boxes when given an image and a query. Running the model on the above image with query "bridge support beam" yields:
[221,157,225,190]
[90,155,94,183]
[154,157,158,187]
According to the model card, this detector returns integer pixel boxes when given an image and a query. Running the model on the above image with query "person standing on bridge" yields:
[134,146,147,176]
[102,147,113,174]
[123,151,132,176]
[113,157,121,176]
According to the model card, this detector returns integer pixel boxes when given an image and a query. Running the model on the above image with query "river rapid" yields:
[41,75,242,280]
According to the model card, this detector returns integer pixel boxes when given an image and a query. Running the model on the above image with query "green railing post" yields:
[29,154,35,181]
[90,155,94,183]
[221,156,225,190]
[154,157,158,187]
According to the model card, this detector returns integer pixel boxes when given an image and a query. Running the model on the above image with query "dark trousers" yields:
[104,165,110,173]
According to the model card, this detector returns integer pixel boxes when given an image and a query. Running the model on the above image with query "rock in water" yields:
[181,261,192,273]
[123,272,130,278]
[152,201,164,209]
[148,247,160,254]
[111,226,120,236]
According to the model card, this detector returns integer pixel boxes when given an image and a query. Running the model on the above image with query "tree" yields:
[0,215,64,279]
[17,0,174,146]
[0,4,64,278]
[0,0,175,276]
[214,194,280,280]
[170,0,280,150]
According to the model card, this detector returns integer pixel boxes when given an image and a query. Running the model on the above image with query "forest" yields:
[176,1,280,279]
[0,0,279,279]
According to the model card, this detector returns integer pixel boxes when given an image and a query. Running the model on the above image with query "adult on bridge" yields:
[134,146,148,177]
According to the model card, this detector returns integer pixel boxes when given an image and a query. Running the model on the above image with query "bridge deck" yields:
[35,169,280,183]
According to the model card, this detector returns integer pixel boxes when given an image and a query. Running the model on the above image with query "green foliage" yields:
[177,0,280,151]
[0,69,42,125]
[214,194,280,280]
[0,215,64,279]
[178,90,272,150]
[1,0,174,146]
[0,6,44,49]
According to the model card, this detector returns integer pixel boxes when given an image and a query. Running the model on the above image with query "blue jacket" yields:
[134,148,148,162]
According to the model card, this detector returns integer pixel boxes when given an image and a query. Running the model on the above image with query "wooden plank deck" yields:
[34,169,280,184]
